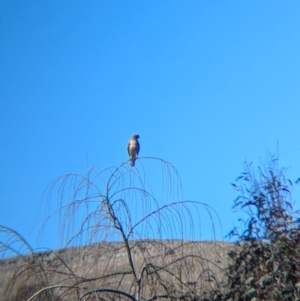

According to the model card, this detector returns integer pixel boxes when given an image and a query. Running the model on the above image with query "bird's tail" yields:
[130,158,136,167]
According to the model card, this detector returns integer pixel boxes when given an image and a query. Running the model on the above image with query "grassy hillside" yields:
[0,240,233,301]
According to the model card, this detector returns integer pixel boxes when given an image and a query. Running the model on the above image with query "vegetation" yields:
[0,158,224,301]
[224,155,300,301]
[0,155,299,301]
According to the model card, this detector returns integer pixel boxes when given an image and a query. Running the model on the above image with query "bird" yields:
[127,134,140,167]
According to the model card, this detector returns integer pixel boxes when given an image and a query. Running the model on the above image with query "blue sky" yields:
[1,1,300,250]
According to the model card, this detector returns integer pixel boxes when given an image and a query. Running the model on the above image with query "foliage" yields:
[224,156,300,301]
[0,226,55,301]
[0,158,224,301]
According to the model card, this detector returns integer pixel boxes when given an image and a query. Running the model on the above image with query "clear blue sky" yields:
[1,1,300,250]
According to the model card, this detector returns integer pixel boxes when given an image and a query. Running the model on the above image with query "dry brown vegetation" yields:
[0,240,233,301]
[0,158,226,301]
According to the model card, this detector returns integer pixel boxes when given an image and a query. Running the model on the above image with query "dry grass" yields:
[0,240,234,301]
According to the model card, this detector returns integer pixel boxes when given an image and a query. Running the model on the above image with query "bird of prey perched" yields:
[127,134,140,167]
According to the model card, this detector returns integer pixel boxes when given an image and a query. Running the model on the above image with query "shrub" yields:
[224,155,300,301]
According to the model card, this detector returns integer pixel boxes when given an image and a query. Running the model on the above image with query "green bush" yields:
[224,156,300,301]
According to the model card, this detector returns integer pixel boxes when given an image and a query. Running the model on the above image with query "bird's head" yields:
[133,134,140,139]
